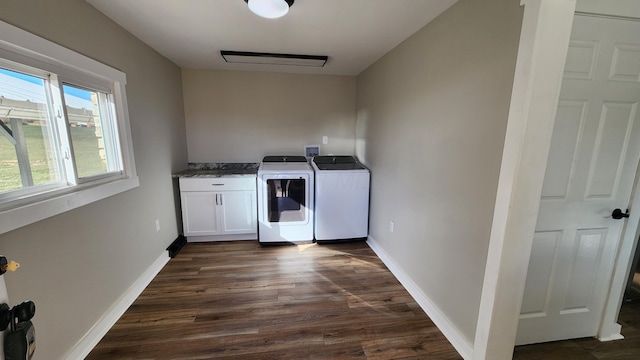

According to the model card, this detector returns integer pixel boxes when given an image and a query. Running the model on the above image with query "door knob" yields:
[612,208,630,219]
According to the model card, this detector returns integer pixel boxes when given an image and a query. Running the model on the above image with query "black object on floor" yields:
[167,235,186,258]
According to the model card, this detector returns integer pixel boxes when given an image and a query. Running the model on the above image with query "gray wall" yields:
[355,0,523,344]
[0,0,187,358]
[182,69,357,162]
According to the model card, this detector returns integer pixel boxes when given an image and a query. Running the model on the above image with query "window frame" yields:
[0,20,139,235]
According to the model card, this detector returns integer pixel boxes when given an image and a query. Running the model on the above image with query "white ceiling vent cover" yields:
[220,51,328,67]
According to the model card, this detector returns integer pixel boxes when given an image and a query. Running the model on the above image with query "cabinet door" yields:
[219,191,257,234]
[181,192,221,235]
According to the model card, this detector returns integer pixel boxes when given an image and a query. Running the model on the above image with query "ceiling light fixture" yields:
[244,0,294,19]
[221,51,328,67]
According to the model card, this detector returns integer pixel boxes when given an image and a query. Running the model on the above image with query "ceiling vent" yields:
[220,51,328,67]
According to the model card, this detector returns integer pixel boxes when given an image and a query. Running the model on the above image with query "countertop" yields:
[172,163,259,178]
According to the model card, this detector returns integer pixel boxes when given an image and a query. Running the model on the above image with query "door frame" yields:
[473,0,640,359]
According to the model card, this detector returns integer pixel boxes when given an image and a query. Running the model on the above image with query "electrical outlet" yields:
[322,136,328,144]
[389,221,395,233]
[155,219,160,232]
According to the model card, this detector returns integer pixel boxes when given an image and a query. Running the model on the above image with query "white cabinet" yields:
[218,191,257,234]
[180,192,221,235]
[179,176,257,241]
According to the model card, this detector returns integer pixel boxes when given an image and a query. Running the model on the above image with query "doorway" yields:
[473,1,640,359]
[517,13,640,345]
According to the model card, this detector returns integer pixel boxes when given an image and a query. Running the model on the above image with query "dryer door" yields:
[259,173,310,226]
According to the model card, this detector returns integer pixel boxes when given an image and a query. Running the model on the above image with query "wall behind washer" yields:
[182,69,357,162]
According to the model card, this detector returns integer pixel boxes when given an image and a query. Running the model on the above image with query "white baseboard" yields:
[366,236,474,360]
[598,322,624,342]
[63,251,170,360]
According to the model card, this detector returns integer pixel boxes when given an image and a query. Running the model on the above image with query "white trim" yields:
[473,1,577,359]
[0,176,139,234]
[598,162,640,341]
[0,21,125,84]
[366,236,473,360]
[63,251,169,360]
[598,323,624,342]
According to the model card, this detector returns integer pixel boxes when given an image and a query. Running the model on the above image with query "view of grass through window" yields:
[62,84,109,179]
[0,68,106,193]
[0,125,104,192]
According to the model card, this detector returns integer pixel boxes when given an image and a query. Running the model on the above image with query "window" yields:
[0,20,138,234]
[0,69,124,195]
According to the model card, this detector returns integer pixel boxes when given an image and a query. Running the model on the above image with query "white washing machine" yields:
[257,156,314,244]
[311,156,370,242]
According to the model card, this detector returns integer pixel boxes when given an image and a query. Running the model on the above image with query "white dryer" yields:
[311,156,370,242]
[257,156,314,244]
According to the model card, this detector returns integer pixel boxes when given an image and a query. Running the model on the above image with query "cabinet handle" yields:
[211,184,224,186]
[220,194,223,206]
[215,194,219,205]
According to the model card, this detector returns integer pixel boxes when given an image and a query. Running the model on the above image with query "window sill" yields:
[0,176,139,235]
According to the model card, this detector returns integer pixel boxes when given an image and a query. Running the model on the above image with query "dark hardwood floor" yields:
[87,240,640,359]
[513,299,640,360]
[87,241,462,359]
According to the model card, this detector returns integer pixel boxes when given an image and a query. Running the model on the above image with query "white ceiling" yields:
[86,0,459,76]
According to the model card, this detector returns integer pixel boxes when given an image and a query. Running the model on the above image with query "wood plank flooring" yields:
[86,241,462,359]
[513,299,640,360]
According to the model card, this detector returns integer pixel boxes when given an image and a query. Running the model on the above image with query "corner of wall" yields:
[63,252,169,359]
[366,236,474,359]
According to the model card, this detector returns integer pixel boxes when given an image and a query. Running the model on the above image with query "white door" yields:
[517,15,640,345]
